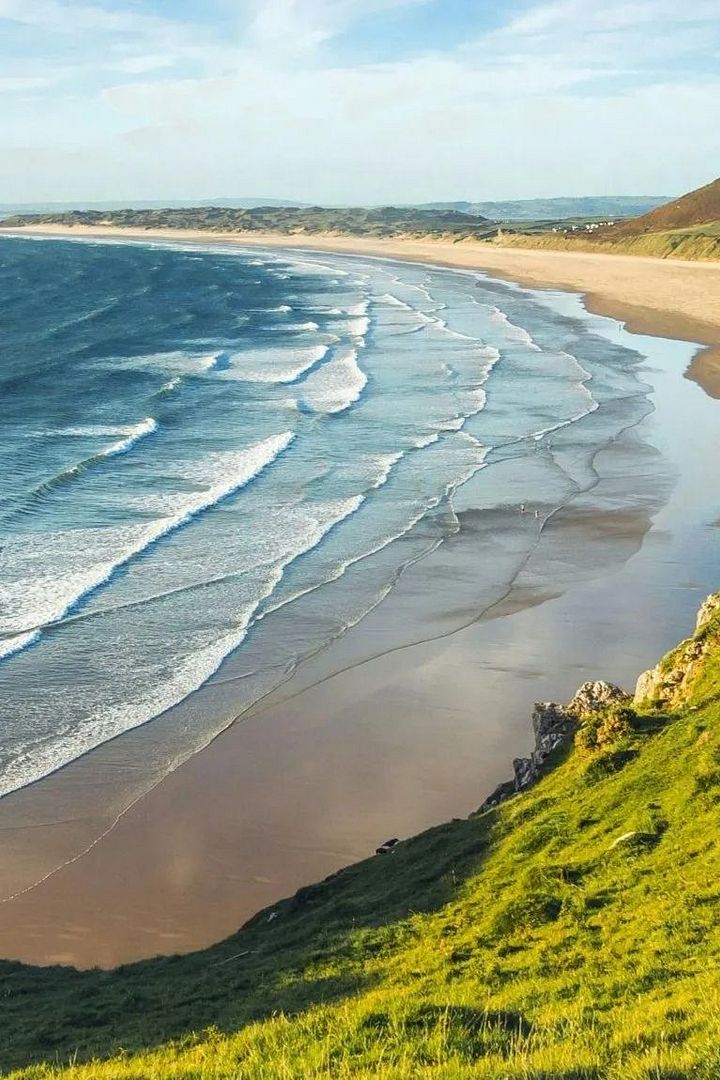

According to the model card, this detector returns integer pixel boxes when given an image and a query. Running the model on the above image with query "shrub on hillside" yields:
[575,705,636,755]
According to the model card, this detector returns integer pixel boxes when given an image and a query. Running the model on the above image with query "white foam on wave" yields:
[103,350,226,376]
[475,344,502,383]
[378,293,412,309]
[412,432,441,449]
[342,301,369,316]
[55,417,158,460]
[297,347,368,414]
[0,432,295,662]
[390,275,438,308]
[371,451,405,488]
[219,344,329,384]
[261,433,488,624]
[335,316,370,341]
[0,492,368,797]
[103,417,158,458]
[558,348,594,387]
[198,352,225,372]
[488,305,542,350]
[283,321,320,332]
[409,308,480,344]
[284,258,349,278]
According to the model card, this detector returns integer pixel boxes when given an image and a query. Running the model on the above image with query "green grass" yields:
[3,604,720,1079]
[490,222,720,260]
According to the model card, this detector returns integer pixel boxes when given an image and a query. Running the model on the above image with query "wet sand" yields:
[0,250,718,967]
[4,224,720,398]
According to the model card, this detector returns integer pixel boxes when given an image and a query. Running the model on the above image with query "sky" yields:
[1,0,719,204]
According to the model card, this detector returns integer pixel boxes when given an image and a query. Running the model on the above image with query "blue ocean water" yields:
[0,235,656,796]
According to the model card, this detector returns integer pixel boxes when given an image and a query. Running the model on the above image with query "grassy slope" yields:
[606,177,720,234]
[3,604,720,1080]
[490,178,720,260]
[488,222,720,261]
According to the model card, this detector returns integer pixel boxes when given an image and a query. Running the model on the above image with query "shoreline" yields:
[3,222,720,398]
[0,243,718,967]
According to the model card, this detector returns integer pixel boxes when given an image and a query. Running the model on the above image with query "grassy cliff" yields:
[3,596,720,1079]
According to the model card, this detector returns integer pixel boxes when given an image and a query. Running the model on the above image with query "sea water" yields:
[0,235,660,797]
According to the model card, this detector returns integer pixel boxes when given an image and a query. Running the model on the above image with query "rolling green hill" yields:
[2,594,720,1078]
[492,179,720,260]
[606,177,720,236]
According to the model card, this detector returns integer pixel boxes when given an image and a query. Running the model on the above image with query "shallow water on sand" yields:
[0,235,664,804]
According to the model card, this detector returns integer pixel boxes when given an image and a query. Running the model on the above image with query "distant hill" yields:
[1,204,495,239]
[414,196,671,221]
[607,176,720,235]
[0,196,672,224]
[0,198,307,221]
[487,180,720,261]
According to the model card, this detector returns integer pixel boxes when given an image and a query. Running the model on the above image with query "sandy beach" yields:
[4,223,720,398]
[0,231,718,969]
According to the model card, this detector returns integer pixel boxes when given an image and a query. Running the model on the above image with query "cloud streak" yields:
[0,0,718,201]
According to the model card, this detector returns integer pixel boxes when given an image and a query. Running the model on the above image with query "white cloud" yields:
[0,0,718,200]
[245,0,427,52]
[0,0,171,34]
[0,75,52,92]
[109,54,177,75]
[505,0,720,35]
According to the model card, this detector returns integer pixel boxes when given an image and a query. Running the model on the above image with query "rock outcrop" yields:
[477,592,720,817]
[634,591,720,708]
[569,681,627,715]
[477,680,627,814]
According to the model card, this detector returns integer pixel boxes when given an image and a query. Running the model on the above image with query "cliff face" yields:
[634,593,720,708]
[479,680,629,812]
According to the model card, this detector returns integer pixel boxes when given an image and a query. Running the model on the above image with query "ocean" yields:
[0,234,659,798]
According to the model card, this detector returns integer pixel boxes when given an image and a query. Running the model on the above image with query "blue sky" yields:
[0,0,718,202]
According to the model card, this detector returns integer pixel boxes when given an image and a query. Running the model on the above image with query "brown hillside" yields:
[608,176,720,235]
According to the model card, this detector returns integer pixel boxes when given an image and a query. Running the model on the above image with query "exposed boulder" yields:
[476,592,720,820]
[476,779,516,815]
[634,592,720,708]
[477,681,628,814]
[569,681,628,715]
[512,701,575,790]
[696,593,720,633]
